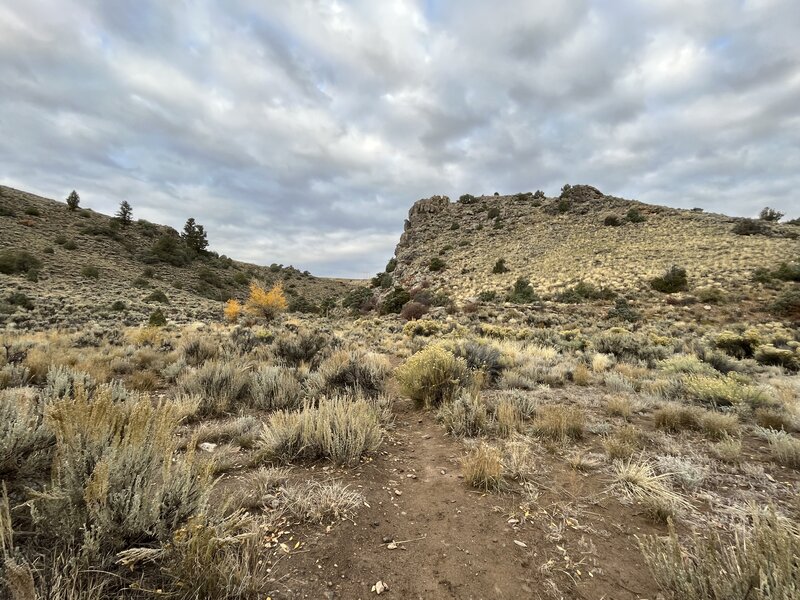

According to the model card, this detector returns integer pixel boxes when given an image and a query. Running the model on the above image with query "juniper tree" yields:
[181,217,209,254]
[66,190,80,211]
[116,200,133,226]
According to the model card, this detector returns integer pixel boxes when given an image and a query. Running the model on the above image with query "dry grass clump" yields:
[282,480,363,523]
[638,508,800,599]
[613,459,691,523]
[755,407,796,432]
[604,425,646,459]
[654,455,707,491]
[710,435,742,463]
[494,397,524,437]
[220,467,290,515]
[758,428,800,468]
[572,363,591,386]
[178,360,250,416]
[249,365,303,411]
[462,443,504,491]
[591,353,614,373]
[395,343,470,408]
[658,354,714,375]
[437,390,489,438]
[533,405,584,441]
[502,437,535,481]
[188,416,262,450]
[605,395,634,419]
[654,403,739,439]
[259,395,383,465]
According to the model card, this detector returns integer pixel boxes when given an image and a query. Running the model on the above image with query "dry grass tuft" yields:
[462,443,504,491]
[614,459,691,523]
[605,395,634,419]
[533,405,584,441]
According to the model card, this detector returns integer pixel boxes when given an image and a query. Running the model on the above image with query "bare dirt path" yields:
[279,398,658,600]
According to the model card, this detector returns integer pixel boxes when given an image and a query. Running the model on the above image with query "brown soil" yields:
[277,398,660,600]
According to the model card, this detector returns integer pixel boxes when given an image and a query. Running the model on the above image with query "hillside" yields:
[0,186,352,329]
[390,185,799,307]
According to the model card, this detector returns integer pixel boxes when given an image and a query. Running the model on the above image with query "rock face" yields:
[397,195,451,251]
[408,195,450,219]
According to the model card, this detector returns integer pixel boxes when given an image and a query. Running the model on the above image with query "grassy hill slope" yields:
[390,185,799,307]
[0,186,352,329]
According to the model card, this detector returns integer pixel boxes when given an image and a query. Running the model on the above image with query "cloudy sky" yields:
[1,1,798,277]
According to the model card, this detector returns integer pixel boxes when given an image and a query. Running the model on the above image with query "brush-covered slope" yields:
[0,186,351,329]
[391,185,799,304]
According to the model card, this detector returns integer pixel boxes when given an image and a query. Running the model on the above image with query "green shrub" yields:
[695,286,726,303]
[43,246,54,254]
[732,219,769,236]
[487,207,500,219]
[147,234,191,266]
[0,250,41,276]
[65,190,80,210]
[555,281,615,303]
[507,278,538,304]
[63,239,77,250]
[6,292,33,310]
[478,290,497,302]
[557,198,570,213]
[607,297,640,322]
[80,266,100,279]
[385,257,397,272]
[111,300,126,311]
[342,286,374,313]
[0,205,15,217]
[395,343,470,408]
[54,234,67,245]
[380,286,411,314]
[492,258,509,274]
[145,290,169,303]
[626,207,647,223]
[24,206,41,216]
[458,193,477,204]
[771,288,800,318]
[371,271,392,289]
[759,206,784,222]
[148,308,167,327]
[604,215,622,226]
[650,266,688,293]
[429,257,446,272]
[715,330,760,358]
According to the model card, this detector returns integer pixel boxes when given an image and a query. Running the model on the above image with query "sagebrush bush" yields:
[259,395,383,465]
[314,349,391,397]
[593,329,669,366]
[0,250,41,276]
[639,508,800,600]
[437,390,489,437]
[395,344,470,408]
[249,365,303,411]
[681,373,768,408]
[0,389,53,487]
[178,361,250,416]
[275,330,332,367]
[452,340,504,384]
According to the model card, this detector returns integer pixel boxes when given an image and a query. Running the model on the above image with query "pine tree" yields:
[116,200,133,226]
[181,218,209,254]
[66,190,80,211]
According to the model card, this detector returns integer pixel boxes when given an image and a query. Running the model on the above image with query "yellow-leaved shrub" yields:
[244,282,287,320]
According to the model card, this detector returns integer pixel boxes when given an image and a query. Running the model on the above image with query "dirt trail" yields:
[280,398,658,600]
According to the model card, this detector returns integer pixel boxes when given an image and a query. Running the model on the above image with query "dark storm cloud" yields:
[1,0,798,276]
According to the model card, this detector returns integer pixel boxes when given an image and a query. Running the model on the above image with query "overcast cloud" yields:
[1,0,799,277]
